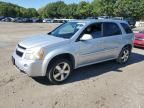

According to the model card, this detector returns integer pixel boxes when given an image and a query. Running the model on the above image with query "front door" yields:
[78,23,107,66]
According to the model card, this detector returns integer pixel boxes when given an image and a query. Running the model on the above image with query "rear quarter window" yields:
[121,23,133,34]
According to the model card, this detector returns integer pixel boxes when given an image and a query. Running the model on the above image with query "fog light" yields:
[24,64,28,67]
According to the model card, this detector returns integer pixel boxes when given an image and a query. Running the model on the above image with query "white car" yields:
[12,19,134,84]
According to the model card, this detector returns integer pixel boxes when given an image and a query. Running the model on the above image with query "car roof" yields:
[69,19,127,24]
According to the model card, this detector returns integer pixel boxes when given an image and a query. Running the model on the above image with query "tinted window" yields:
[121,23,132,34]
[84,23,102,38]
[103,22,122,36]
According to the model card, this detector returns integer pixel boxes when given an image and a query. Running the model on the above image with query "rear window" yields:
[121,23,132,34]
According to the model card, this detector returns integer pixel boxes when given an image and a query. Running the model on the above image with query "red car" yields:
[134,31,144,48]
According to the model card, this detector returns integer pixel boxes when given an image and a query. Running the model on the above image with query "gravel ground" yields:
[0,22,144,108]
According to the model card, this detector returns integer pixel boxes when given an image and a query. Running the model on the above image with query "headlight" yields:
[24,48,44,60]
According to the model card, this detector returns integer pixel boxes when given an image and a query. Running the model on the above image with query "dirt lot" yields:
[0,22,144,108]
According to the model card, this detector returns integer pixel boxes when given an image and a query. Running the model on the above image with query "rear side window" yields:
[103,22,122,37]
[121,23,132,34]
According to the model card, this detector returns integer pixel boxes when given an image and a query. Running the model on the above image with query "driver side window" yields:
[84,23,102,39]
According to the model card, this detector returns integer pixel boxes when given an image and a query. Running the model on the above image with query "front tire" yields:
[46,59,73,84]
[116,46,131,64]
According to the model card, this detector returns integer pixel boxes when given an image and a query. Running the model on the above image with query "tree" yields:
[39,1,67,18]
[77,1,92,18]
[27,8,38,17]
[1,0,144,20]
[66,4,78,18]
[92,0,116,16]
[0,1,39,18]
[114,0,143,19]
[38,1,93,19]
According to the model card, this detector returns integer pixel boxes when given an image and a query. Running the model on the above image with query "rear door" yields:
[100,22,123,59]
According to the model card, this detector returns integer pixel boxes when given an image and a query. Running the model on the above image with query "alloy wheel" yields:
[121,49,129,63]
[53,62,70,81]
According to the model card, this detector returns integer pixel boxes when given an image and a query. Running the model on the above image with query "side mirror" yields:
[80,34,93,41]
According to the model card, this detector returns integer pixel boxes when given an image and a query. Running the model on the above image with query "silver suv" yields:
[12,20,134,84]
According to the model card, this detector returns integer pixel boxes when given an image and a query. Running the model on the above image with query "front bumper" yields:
[12,52,44,77]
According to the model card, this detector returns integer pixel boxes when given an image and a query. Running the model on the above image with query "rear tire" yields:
[46,59,73,84]
[116,46,131,64]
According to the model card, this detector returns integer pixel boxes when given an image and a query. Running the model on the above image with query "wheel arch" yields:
[43,53,75,76]
[123,44,132,51]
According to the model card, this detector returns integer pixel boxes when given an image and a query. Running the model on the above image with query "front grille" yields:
[18,44,26,50]
[16,50,23,57]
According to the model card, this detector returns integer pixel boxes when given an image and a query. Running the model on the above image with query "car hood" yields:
[19,34,67,49]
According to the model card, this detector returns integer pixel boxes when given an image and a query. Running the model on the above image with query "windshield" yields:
[48,22,85,39]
